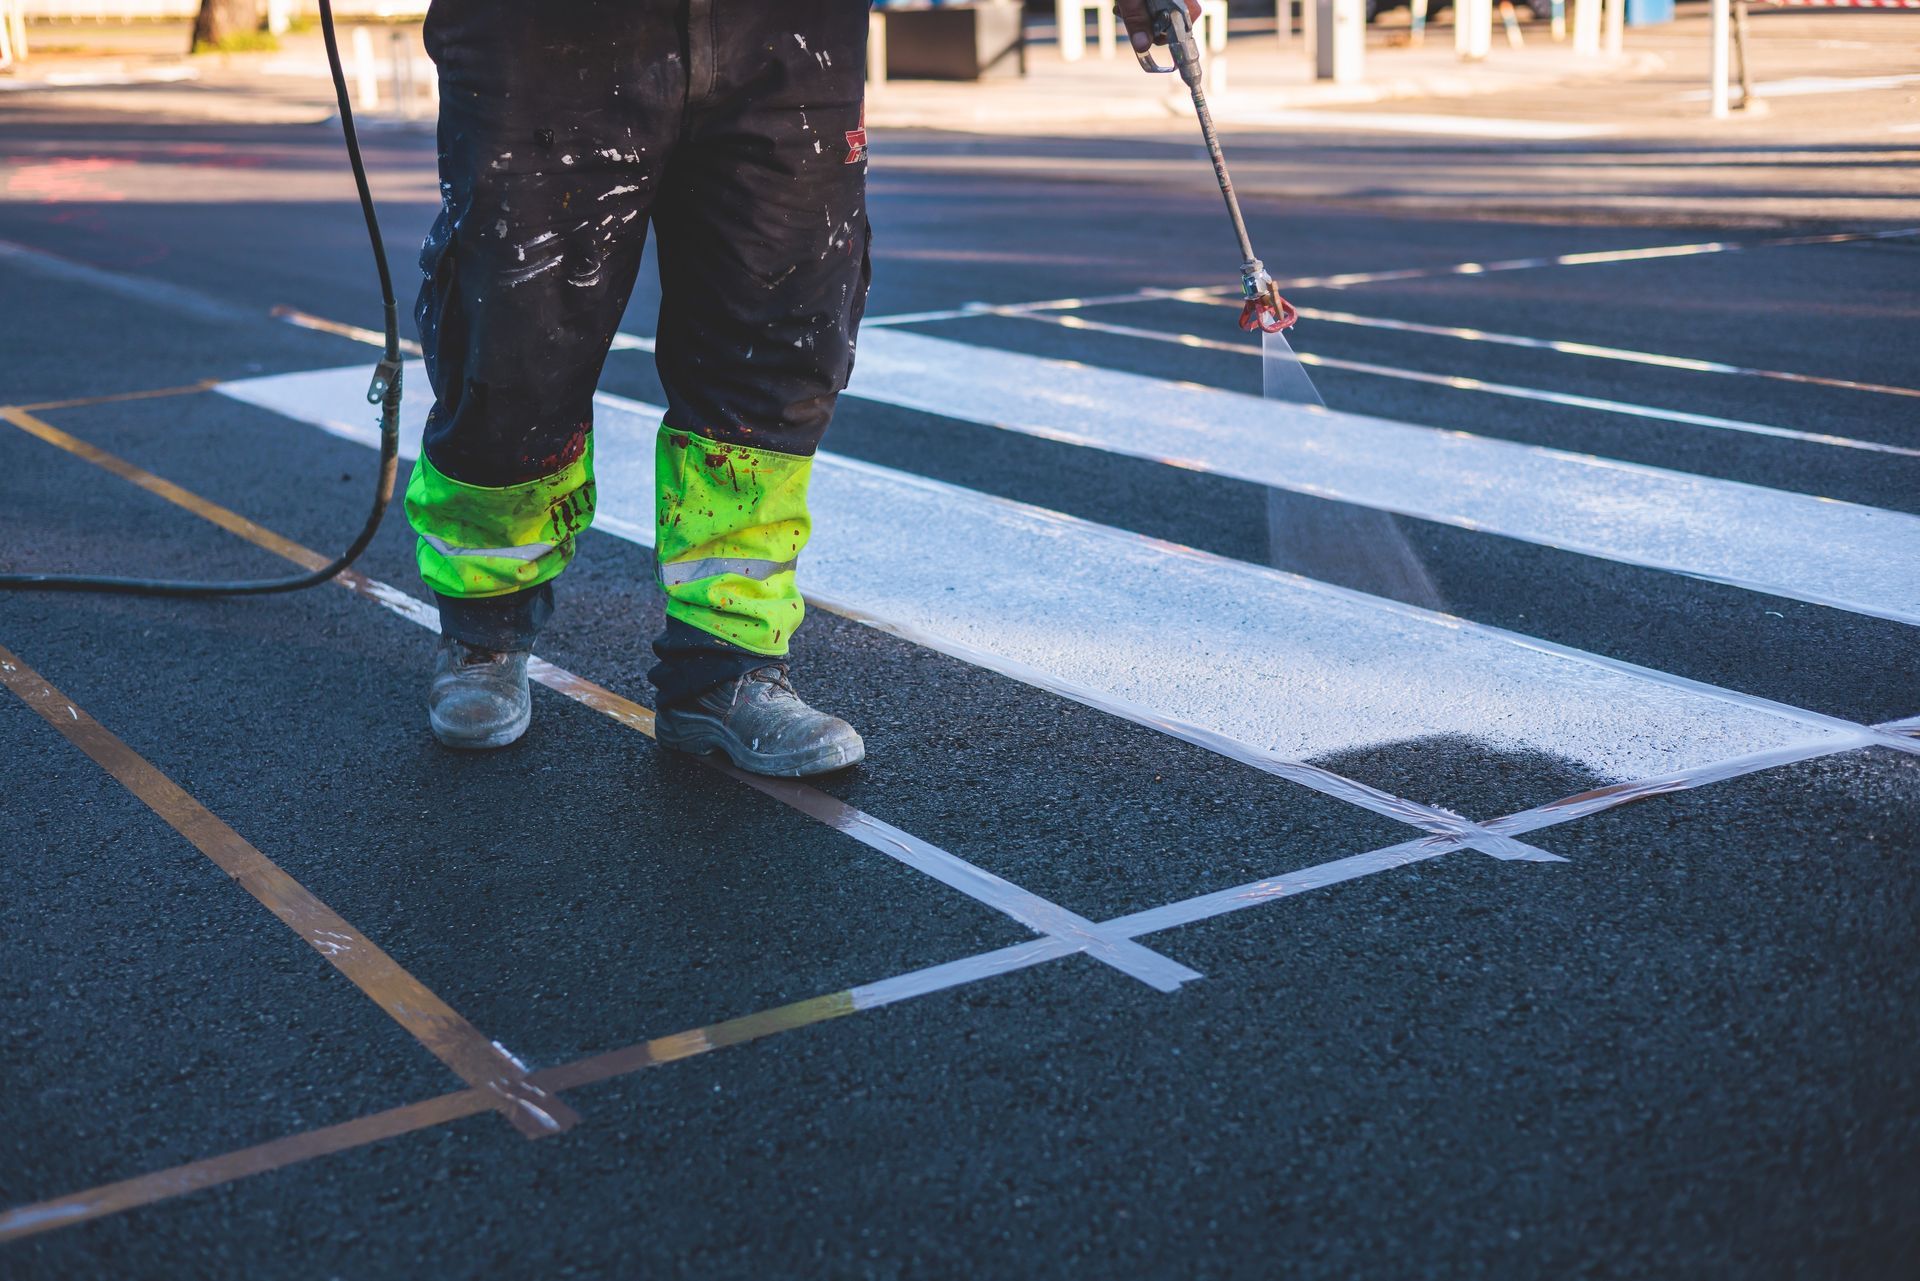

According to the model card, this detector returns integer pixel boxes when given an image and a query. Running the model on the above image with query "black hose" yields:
[0,0,404,598]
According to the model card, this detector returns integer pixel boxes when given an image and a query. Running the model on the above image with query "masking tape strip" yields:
[859,229,1920,326]
[0,643,578,1143]
[5,703,1912,1241]
[0,405,1198,993]
[1014,311,1920,460]
[1274,304,1920,401]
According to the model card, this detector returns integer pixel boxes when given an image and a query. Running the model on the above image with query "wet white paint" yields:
[836,328,1920,626]
[219,363,1856,783]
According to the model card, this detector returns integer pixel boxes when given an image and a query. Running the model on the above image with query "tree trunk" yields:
[192,0,263,52]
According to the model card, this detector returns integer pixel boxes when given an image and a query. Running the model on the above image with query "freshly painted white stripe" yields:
[832,328,1920,625]
[1014,312,1920,459]
[218,363,1857,792]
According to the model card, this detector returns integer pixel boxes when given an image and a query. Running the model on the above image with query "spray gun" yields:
[1136,0,1297,333]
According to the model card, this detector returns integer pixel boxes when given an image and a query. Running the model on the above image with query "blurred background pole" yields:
[1551,0,1566,41]
[1709,0,1730,116]
[1573,0,1601,55]
[1604,0,1625,55]
[1456,0,1491,59]
[1315,0,1364,82]
[0,0,24,71]
[1410,0,1429,46]
[352,25,379,110]
[1733,0,1754,109]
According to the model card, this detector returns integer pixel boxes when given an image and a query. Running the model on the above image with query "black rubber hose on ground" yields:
[0,0,404,597]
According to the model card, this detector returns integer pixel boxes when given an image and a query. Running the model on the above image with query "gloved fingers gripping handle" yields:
[1124,0,1203,67]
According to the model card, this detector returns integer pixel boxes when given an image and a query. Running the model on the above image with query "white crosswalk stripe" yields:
[218,360,1863,789]
[826,328,1920,625]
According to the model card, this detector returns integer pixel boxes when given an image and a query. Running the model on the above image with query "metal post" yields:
[1410,0,1429,46]
[1098,0,1117,57]
[352,25,379,110]
[1315,0,1363,82]
[1604,0,1624,56]
[390,29,410,118]
[1551,0,1566,41]
[1458,0,1491,60]
[868,10,888,87]
[1057,0,1085,62]
[1573,0,1600,56]
[1733,0,1754,109]
[1709,0,1730,117]
[1,0,25,68]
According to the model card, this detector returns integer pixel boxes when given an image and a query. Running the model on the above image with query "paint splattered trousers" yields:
[408,0,871,706]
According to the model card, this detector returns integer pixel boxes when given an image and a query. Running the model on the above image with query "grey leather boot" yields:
[429,637,532,750]
[655,665,863,777]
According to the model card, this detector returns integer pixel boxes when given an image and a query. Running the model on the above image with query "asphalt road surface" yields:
[1,90,1916,1279]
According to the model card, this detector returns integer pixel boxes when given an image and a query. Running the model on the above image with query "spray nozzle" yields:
[1238,266,1298,334]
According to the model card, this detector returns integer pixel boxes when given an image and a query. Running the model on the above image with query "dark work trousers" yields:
[415,0,872,705]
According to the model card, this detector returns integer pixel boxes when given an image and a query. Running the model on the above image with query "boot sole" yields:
[430,705,532,751]
[656,715,864,778]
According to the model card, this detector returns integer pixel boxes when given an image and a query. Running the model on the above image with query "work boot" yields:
[655,664,864,777]
[429,636,532,750]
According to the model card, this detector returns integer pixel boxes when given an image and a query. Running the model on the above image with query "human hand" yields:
[1114,0,1205,56]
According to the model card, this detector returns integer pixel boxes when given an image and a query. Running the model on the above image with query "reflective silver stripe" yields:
[420,532,556,563]
[658,556,798,588]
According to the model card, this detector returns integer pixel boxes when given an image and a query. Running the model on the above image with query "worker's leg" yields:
[411,1,681,744]
[646,0,872,709]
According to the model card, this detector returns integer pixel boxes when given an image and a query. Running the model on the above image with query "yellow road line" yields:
[13,380,223,413]
[0,642,580,1144]
[0,402,1195,995]
[0,990,859,1244]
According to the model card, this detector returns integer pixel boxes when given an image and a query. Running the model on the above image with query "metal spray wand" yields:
[1136,0,1298,333]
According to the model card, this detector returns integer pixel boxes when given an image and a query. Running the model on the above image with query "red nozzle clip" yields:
[1239,275,1298,334]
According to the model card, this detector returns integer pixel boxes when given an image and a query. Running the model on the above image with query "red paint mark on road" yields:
[5,157,130,204]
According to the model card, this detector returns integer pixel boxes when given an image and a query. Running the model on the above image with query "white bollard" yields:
[1573,0,1601,56]
[868,10,888,87]
[1604,0,1625,55]
[266,0,291,37]
[1709,0,1730,117]
[352,26,379,110]
[1056,0,1085,62]
[1456,0,1491,60]
[1314,0,1364,83]
[390,28,412,119]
